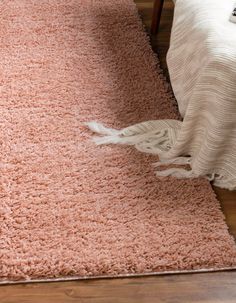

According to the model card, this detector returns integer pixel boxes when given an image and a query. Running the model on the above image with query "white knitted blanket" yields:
[88,0,236,190]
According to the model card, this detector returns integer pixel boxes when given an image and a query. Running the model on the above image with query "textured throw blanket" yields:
[88,0,236,190]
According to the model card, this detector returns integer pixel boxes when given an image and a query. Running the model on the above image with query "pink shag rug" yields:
[1,0,236,284]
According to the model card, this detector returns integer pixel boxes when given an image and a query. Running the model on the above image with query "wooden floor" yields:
[1,1,236,302]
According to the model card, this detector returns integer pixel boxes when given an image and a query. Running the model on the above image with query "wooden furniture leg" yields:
[151,0,164,34]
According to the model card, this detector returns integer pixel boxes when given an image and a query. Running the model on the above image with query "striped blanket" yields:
[88,0,236,190]
[165,0,236,189]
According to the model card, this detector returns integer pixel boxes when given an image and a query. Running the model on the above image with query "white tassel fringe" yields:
[86,121,198,180]
[86,121,234,189]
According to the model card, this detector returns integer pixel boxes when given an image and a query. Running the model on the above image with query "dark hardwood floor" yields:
[1,1,236,302]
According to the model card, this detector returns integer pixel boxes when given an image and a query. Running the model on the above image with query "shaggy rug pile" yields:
[1,0,236,283]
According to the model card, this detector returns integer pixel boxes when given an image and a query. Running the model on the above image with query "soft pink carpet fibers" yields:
[1,0,236,283]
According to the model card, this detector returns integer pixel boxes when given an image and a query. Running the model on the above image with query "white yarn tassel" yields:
[86,121,235,187]
[85,121,121,136]
[153,156,197,179]
[153,156,191,167]
[155,168,197,179]
[86,120,180,154]
[86,120,201,181]
[85,122,123,145]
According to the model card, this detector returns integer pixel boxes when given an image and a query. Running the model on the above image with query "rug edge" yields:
[1,267,236,285]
